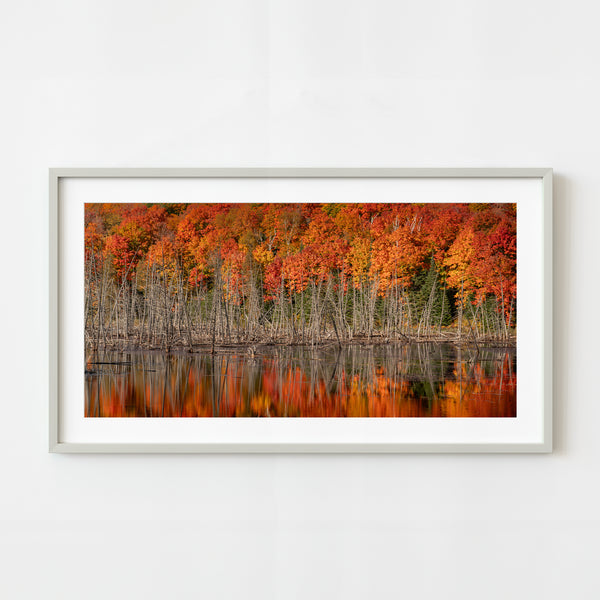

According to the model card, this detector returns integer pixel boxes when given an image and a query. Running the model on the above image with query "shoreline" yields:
[85,335,517,356]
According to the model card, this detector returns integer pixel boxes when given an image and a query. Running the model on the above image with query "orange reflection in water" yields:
[85,344,516,418]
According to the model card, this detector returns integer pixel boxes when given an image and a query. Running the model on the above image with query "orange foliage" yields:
[85,201,516,311]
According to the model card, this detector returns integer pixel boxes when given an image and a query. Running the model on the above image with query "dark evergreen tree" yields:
[409,256,453,333]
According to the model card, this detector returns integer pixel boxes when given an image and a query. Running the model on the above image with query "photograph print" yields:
[84,201,516,418]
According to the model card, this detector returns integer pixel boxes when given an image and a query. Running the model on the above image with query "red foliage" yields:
[85,201,517,312]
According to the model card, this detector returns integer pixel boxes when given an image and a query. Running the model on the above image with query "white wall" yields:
[1,1,597,598]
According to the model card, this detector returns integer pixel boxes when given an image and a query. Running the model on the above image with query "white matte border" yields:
[50,169,552,453]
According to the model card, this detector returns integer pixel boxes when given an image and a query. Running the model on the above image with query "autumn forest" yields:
[85,202,516,351]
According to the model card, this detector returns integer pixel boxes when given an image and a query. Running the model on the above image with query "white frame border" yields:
[49,168,553,453]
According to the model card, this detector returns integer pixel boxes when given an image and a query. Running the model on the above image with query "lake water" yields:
[85,343,516,418]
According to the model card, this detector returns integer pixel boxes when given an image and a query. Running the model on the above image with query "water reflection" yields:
[85,343,516,418]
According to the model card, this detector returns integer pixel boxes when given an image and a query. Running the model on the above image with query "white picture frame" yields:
[49,168,552,453]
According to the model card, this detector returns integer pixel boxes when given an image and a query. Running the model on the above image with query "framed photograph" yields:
[49,168,552,453]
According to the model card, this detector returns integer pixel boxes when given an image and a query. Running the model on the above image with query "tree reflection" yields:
[85,343,516,418]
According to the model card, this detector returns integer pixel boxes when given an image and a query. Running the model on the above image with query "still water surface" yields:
[85,343,516,418]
